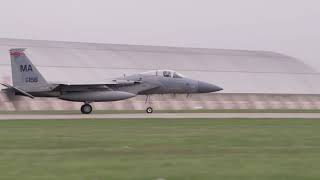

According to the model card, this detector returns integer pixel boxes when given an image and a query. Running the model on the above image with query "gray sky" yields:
[0,0,319,70]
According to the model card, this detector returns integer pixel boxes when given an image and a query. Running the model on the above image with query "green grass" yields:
[1,119,320,180]
[2,109,320,114]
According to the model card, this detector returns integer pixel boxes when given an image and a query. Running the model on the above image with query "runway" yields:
[1,113,320,120]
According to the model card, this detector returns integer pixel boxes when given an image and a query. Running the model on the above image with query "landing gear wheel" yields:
[146,107,153,114]
[81,104,93,114]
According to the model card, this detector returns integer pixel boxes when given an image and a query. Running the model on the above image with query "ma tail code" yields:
[20,65,33,72]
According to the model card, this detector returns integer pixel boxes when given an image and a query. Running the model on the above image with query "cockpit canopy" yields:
[141,70,184,78]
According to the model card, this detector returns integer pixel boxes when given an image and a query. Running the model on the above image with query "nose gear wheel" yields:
[146,107,153,114]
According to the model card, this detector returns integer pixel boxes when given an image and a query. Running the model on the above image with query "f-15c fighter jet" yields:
[1,49,223,114]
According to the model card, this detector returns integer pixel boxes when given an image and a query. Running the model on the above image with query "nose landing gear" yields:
[81,103,93,114]
[146,107,153,114]
[145,95,154,114]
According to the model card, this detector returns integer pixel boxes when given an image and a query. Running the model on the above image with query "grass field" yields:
[0,119,320,180]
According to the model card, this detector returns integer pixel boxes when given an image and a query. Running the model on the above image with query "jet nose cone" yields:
[198,81,223,93]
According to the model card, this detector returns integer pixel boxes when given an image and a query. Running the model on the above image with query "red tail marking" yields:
[10,51,25,57]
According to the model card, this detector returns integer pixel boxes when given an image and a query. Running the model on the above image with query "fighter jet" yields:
[1,48,223,114]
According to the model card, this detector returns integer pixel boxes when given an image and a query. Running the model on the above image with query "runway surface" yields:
[1,113,320,120]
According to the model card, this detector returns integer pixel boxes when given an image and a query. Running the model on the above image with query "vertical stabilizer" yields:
[10,49,49,91]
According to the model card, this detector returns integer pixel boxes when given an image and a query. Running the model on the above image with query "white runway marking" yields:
[1,113,320,120]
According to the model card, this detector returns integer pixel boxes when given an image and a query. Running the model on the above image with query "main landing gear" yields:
[81,103,93,114]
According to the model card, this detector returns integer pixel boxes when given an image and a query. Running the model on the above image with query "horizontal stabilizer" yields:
[0,83,34,99]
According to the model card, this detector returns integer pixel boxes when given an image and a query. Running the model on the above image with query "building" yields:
[1,38,320,111]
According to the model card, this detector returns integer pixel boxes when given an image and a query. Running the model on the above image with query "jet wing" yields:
[52,79,160,95]
[50,79,141,86]
[50,79,143,92]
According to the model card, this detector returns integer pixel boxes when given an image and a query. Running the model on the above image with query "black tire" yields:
[146,107,153,114]
[81,104,93,114]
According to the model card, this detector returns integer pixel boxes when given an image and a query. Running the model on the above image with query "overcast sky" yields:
[0,0,319,70]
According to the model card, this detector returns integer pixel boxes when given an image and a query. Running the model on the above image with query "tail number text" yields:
[25,77,38,83]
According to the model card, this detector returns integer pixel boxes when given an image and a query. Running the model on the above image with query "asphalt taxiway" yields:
[1,113,320,120]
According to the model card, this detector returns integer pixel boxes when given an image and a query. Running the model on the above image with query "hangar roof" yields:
[0,38,319,94]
